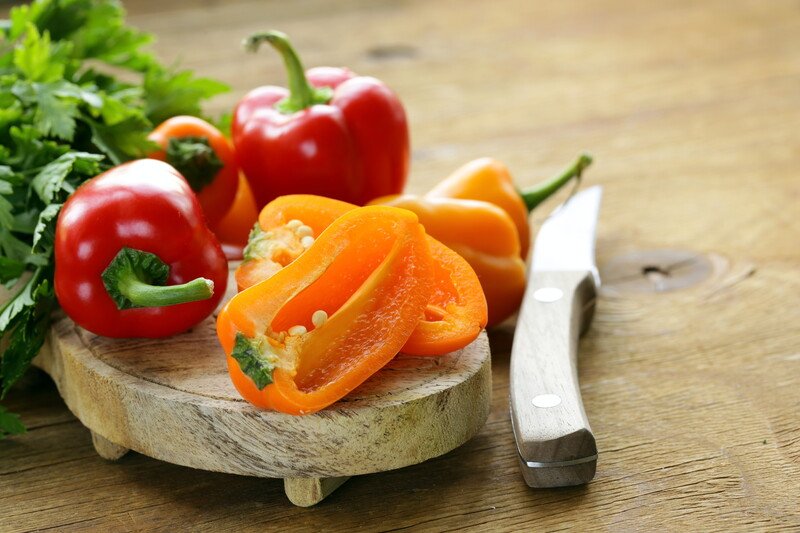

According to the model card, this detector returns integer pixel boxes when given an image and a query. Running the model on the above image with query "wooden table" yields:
[3,0,799,530]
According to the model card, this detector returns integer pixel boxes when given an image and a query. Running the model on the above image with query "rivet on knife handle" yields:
[510,270,598,487]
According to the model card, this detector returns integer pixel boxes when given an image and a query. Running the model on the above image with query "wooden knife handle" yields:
[510,270,598,488]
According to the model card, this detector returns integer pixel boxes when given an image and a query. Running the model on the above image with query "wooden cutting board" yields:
[31,270,492,507]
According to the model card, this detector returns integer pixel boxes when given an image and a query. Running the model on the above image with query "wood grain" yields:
[2,0,800,530]
[284,477,349,508]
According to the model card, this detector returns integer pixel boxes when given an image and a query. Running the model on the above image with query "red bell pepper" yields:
[54,159,229,338]
[233,30,409,208]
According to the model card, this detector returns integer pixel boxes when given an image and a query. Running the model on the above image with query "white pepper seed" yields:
[311,310,328,328]
[288,325,307,336]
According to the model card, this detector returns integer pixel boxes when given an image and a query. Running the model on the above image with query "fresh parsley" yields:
[0,0,229,437]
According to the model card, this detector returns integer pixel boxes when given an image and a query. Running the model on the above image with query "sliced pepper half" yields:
[217,206,432,414]
[234,195,487,356]
[235,195,353,291]
[405,238,487,355]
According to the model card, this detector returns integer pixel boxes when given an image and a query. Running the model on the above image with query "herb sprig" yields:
[0,0,228,437]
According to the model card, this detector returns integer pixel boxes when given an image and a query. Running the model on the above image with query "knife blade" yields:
[510,185,602,488]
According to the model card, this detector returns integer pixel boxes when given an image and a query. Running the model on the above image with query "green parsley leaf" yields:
[13,24,64,83]
[12,208,40,235]
[1,278,52,398]
[6,125,68,170]
[0,405,26,438]
[31,202,60,253]
[87,115,156,165]
[0,230,30,263]
[0,257,25,285]
[0,189,13,231]
[31,151,102,204]
[0,268,41,332]
[144,69,229,125]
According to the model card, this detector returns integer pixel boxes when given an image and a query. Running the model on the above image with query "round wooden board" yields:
[33,304,491,482]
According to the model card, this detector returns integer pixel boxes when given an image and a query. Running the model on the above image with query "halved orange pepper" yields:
[235,195,487,356]
[217,206,432,415]
[405,238,487,355]
[235,195,354,291]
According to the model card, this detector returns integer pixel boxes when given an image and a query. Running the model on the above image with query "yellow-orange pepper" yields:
[372,154,592,326]
[427,154,592,260]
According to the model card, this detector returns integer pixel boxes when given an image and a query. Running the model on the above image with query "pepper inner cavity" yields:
[246,218,316,268]
[270,244,389,335]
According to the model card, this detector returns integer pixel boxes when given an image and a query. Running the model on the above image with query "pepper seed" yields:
[312,309,328,328]
[286,219,303,229]
[288,325,307,336]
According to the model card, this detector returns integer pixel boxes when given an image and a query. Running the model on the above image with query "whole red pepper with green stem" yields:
[54,159,229,338]
[233,30,409,208]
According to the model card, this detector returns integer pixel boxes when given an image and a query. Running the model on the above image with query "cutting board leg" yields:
[91,431,129,461]
[283,476,350,507]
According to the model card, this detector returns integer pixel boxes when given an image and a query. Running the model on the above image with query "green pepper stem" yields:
[116,275,214,308]
[519,154,593,212]
[101,247,214,310]
[243,30,332,113]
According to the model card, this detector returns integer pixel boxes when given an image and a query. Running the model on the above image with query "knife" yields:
[510,185,602,488]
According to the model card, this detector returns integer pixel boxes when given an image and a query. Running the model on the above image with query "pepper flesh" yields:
[217,206,432,414]
[148,116,239,228]
[212,174,259,258]
[404,238,488,355]
[233,31,409,208]
[235,195,487,355]
[54,159,228,338]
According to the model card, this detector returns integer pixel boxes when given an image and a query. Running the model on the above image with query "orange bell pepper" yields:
[426,154,593,260]
[235,195,487,356]
[148,116,239,228]
[210,174,259,259]
[373,154,593,326]
[217,206,432,415]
